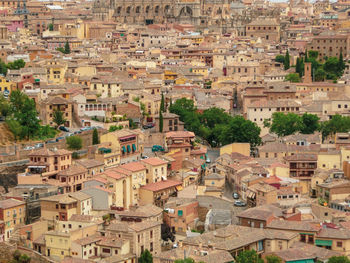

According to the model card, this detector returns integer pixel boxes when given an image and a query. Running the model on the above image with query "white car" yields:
[24,146,35,150]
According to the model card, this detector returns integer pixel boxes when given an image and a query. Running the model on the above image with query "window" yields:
[102,248,110,253]
[150,242,153,252]
[115,250,118,254]
[337,241,342,247]
[150,230,153,238]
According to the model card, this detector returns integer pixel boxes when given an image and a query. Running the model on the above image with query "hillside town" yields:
[1,0,350,262]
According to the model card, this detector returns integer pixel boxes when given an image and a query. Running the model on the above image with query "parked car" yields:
[56,136,65,142]
[206,157,211,163]
[59,126,69,132]
[142,125,149,129]
[152,145,165,152]
[74,130,82,134]
[234,200,246,207]
[23,146,35,150]
[146,123,155,128]
[141,155,149,159]
[34,143,44,148]
[232,192,239,199]
[46,140,56,144]
[80,127,91,131]
[64,133,74,137]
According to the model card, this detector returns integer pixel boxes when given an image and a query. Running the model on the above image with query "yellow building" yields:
[90,76,122,98]
[318,151,341,170]
[220,143,250,156]
[40,194,78,222]
[141,157,168,183]
[0,199,26,241]
[46,60,67,84]
[0,76,16,97]
[45,231,71,260]
[163,70,178,81]
[101,168,132,209]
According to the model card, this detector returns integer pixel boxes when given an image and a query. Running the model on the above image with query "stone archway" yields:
[179,6,193,17]
[135,5,141,13]
[126,5,132,14]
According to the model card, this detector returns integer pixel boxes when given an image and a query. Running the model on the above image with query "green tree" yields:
[324,57,340,77]
[52,110,66,128]
[236,250,263,263]
[109,125,123,132]
[92,128,99,145]
[66,136,82,150]
[338,51,345,73]
[159,110,163,132]
[295,57,302,77]
[269,112,302,137]
[48,23,54,31]
[0,94,10,117]
[320,114,350,141]
[328,256,350,263]
[160,92,165,112]
[285,73,301,83]
[128,118,137,129]
[64,41,71,54]
[0,59,7,76]
[305,49,308,62]
[56,47,65,54]
[275,55,285,64]
[300,113,320,134]
[219,116,261,148]
[266,255,282,263]
[284,50,290,70]
[315,68,326,82]
[138,249,153,263]
[308,50,319,60]
[19,254,31,263]
[17,97,40,139]
[200,107,231,129]
[6,59,25,70]
[9,89,26,113]
[6,119,22,141]
[169,98,196,119]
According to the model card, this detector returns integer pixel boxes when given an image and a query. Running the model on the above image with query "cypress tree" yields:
[160,92,165,112]
[338,51,345,72]
[284,50,290,70]
[304,49,308,62]
[296,57,301,77]
[64,41,71,54]
[92,128,99,145]
[159,110,163,132]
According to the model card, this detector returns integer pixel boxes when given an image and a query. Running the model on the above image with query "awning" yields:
[315,239,332,246]
[28,166,46,169]
[287,260,314,263]
[132,144,136,151]
[34,79,40,82]
[127,145,131,153]
[201,164,206,169]
[122,146,126,153]
[176,186,183,191]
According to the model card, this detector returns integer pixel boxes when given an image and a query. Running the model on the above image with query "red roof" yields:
[141,157,168,166]
[103,169,126,180]
[141,180,182,192]
[166,131,195,138]
[120,162,145,172]
[264,176,282,185]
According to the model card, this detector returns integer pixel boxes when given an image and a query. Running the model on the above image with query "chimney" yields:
[303,62,312,83]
